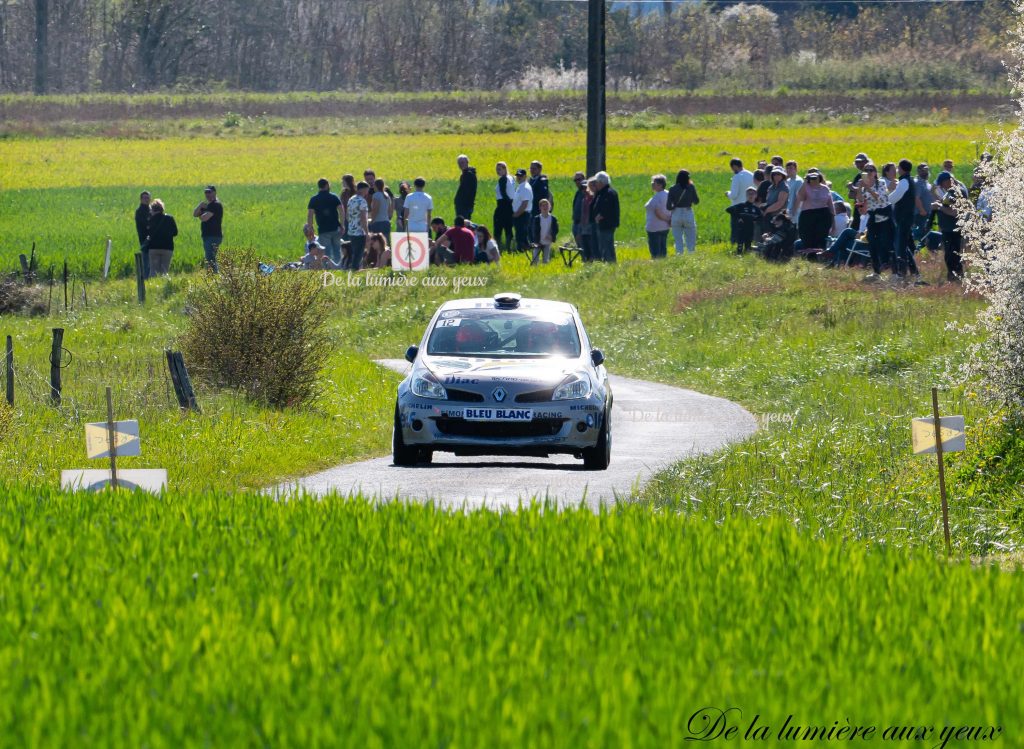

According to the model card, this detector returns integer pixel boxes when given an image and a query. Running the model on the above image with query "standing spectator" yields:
[785,161,803,218]
[394,181,410,234]
[881,162,898,193]
[857,165,895,282]
[890,159,922,282]
[370,178,392,244]
[475,225,501,265]
[762,167,790,224]
[340,174,357,212]
[757,159,769,172]
[645,174,671,259]
[913,164,934,243]
[590,171,619,263]
[192,185,223,272]
[494,161,516,252]
[726,158,754,249]
[135,190,152,277]
[306,178,344,265]
[847,153,870,199]
[531,199,558,265]
[770,155,785,170]
[667,170,700,255]
[345,182,370,270]
[726,187,763,255]
[403,177,433,234]
[435,216,477,265]
[147,199,178,276]
[513,168,534,251]
[528,160,553,241]
[571,171,588,256]
[932,171,968,283]
[794,171,835,253]
[580,179,597,262]
[754,168,770,239]
[455,155,478,220]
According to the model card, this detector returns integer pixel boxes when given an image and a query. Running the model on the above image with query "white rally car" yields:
[393,293,612,470]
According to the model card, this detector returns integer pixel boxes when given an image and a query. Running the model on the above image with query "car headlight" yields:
[553,373,592,400]
[411,372,448,400]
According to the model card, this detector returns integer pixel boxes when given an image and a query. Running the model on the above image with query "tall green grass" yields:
[0,493,1018,747]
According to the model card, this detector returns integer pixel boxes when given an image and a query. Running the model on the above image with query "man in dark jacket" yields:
[455,155,477,220]
[589,171,619,263]
[135,190,152,277]
[570,172,591,261]
[529,160,553,242]
[890,159,922,282]
[932,171,968,283]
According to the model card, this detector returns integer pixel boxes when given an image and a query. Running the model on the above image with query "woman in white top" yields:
[645,174,672,259]
[475,225,501,265]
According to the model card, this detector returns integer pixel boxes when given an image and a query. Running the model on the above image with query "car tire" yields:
[393,404,420,466]
[583,408,611,471]
[419,449,433,465]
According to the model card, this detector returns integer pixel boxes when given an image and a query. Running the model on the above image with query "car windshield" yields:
[426,308,582,358]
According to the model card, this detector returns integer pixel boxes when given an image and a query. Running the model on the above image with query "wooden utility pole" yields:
[4,336,12,407]
[34,0,48,95]
[586,0,607,177]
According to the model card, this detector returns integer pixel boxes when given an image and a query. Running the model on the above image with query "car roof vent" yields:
[493,292,522,309]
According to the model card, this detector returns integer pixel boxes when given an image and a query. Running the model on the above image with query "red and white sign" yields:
[392,232,430,271]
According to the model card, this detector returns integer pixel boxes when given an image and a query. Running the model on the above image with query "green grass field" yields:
[1,113,1020,745]
[0,493,1019,747]
[0,121,990,276]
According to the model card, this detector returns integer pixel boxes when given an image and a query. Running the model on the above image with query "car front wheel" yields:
[393,404,420,466]
[583,407,611,471]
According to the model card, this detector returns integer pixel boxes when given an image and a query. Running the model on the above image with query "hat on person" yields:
[204,184,217,192]
[745,186,758,193]
[854,153,869,163]
[771,166,787,177]
[805,172,821,181]
[515,168,527,176]
[936,171,953,185]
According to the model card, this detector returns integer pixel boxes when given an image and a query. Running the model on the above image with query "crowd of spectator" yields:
[132,150,988,284]
[706,152,988,285]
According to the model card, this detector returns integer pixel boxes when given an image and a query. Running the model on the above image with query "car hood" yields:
[418,355,583,387]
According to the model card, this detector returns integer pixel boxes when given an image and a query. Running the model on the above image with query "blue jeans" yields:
[346,235,366,270]
[647,230,669,259]
[596,229,616,263]
[318,230,342,265]
[827,228,869,267]
[203,235,222,272]
[671,208,696,254]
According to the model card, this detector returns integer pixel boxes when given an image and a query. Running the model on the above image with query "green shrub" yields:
[181,247,330,407]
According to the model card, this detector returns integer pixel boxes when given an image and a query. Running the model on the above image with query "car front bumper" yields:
[397,397,606,456]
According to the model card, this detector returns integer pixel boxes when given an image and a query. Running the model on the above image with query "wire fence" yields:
[4,342,182,423]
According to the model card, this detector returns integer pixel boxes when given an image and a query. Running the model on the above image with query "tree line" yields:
[0,0,1014,95]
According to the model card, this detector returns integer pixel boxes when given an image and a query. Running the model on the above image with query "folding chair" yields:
[844,238,872,268]
[558,241,583,268]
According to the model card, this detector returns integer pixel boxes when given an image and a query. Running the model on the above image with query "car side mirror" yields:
[405,345,419,364]
[591,348,605,367]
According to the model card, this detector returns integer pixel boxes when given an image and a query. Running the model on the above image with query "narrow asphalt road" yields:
[279,360,758,509]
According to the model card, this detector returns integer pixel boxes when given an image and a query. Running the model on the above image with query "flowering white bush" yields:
[958,1,1024,412]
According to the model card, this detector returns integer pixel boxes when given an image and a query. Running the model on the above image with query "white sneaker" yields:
[862,272,881,283]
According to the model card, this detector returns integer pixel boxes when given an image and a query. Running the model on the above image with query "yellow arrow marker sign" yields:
[85,420,141,459]
[912,416,965,455]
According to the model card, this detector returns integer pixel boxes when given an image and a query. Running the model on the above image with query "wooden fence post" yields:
[165,350,200,412]
[62,260,68,312]
[134,252,146,304]
[50,328,64,406]
[4,336,12,407]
